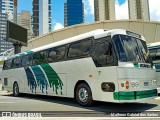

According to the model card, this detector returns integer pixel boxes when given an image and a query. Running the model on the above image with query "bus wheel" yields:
[13,83,19,97]
[76,83,93,106]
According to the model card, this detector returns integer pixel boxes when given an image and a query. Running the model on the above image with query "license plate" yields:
[144,82,149,86]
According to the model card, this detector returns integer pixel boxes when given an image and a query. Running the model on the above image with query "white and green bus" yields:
[1,29,157,106]
[148,42,160,93]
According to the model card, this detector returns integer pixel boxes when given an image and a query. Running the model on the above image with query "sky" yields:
[17,0,160,31]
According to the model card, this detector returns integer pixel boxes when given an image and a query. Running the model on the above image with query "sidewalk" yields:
[0,90,12,95]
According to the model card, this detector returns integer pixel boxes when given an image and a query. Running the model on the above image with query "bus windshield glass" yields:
[113,35,150,63]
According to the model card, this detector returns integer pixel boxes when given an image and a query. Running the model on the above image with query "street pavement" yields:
[0,90,12,95]
[0,91,160,119]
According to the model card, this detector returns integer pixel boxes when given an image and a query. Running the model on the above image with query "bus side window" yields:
[12,57,21,68]
[78,39,91,56]
[3,59,12,70]
[22,55,33,67]
[48,46,66,62]
[68,42,79,58]
[48,49,56,61]
[33,51,47,65]
[98,42,114,66]
[68,38,92,58]
[92,36,116,67]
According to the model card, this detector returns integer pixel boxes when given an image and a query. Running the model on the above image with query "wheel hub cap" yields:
[14,85,18,95]
[78,88,88,103]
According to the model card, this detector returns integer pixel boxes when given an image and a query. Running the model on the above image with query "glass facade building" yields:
[0,0,14,21]
[0,0,13,53]
[64,0,84,27]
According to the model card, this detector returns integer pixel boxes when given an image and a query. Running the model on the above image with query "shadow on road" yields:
[4,93,158,113]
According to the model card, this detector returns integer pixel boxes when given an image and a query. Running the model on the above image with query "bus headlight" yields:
[152,80,157,86]
[131,81,139,88]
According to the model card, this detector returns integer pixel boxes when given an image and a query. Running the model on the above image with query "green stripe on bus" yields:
[119,91,134,96]
[41,64,63,95]
[114,89,157,100]
[114,92,135,100]
[134,63,139,68]
[18,51,33,57]
[136,89,157,95]
[136,93,157,99]
[25,50,33,54]
[18,53,26,56]
[31,65,48,94]
[119,96,135,100]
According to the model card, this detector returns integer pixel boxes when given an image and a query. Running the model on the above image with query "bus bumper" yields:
[157,87,160,94]
[113,89,157,102]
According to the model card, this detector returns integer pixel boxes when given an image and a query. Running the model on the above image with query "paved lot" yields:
[0,92,160,119]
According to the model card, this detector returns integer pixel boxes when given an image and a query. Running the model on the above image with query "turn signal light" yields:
[125,81,129,89]
[121,83,124,87]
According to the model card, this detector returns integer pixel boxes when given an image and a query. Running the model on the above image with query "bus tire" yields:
[75,83,93,106]
[13,82,19,97]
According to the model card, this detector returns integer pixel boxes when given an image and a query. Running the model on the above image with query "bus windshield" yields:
[113,35,150,63]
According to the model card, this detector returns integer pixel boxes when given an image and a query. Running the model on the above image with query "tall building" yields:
[64,0,84,27]
[17,11,33,40]
[33,0,39,37]
[33,0,52,37]
[0,0,14,21]
[0,0,13,53]
[94,0,115,21]
[128,0,150,21]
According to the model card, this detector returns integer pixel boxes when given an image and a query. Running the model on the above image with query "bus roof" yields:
[6,29,144,60]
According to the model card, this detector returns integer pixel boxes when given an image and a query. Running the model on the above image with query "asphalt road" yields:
[0,93,160,118]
